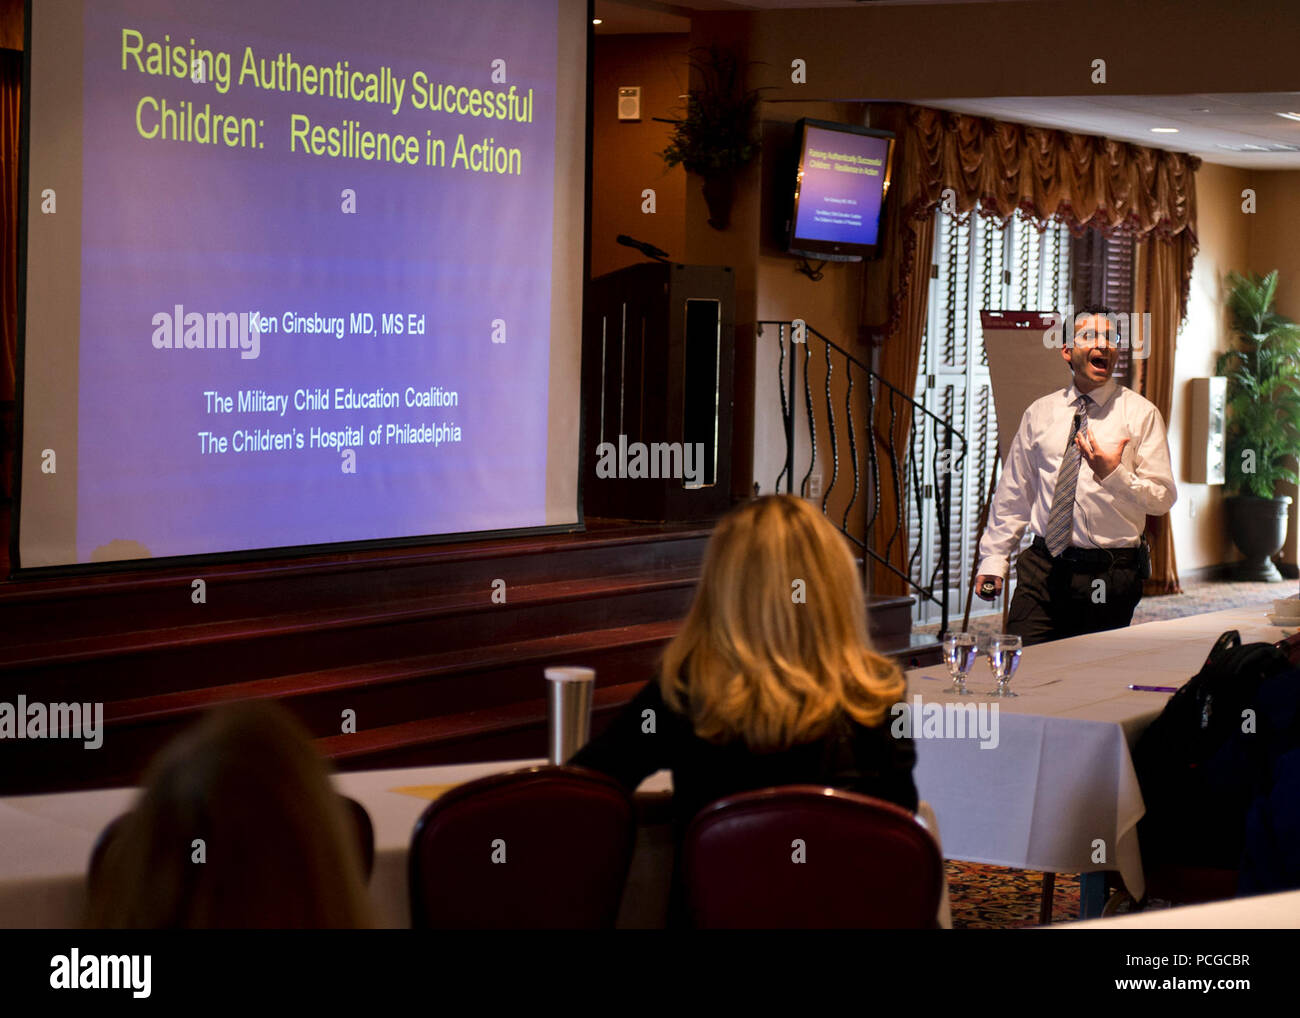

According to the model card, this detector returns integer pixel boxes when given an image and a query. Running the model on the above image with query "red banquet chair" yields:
[683,786,943,928]
[407,765,635,929]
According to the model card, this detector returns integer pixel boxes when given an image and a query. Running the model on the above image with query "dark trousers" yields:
[1006,537,1144,647]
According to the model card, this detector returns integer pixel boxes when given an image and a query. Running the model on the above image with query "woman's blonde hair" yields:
[86,700,373,929]
[660,494,904,751]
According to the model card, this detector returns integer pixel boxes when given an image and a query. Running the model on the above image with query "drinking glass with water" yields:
[942,632,978,696]
[986,633,1022,697]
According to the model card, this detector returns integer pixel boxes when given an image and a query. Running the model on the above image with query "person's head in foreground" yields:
[1062,306,1120,393]
[659,493,905,750]
[86,700,373,928]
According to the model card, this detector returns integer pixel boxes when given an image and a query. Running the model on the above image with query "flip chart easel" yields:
[963,311,1071,631]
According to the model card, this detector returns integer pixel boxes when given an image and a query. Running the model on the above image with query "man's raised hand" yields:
[1076,430,1130,480]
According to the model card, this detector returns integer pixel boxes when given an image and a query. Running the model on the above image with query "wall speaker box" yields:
[617,86,641,121]
[582,263,735,522]
[1188,376,1227,485]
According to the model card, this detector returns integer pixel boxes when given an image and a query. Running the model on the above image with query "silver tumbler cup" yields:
[545,666,595,764]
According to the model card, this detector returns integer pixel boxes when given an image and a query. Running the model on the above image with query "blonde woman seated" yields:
[571,494,917,831]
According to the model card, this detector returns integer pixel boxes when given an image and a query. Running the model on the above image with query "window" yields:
[1071,229,1137,384]
[908,207,1072,626]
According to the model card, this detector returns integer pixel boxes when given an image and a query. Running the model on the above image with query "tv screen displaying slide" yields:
[19,0,587,568]
[788,119,893,260]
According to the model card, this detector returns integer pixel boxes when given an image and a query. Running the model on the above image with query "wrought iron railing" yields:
[758,320,967,636]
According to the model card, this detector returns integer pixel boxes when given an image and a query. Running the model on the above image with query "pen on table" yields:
[1127,684,1177,693]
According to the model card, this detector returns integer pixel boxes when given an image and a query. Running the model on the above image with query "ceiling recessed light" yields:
[1276,112,1300,122]
[1150,127,1180,134]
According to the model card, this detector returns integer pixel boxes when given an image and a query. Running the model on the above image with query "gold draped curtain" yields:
[871,105,1198,598]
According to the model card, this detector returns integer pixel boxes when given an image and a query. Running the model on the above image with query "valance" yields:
[891,104,1200,330]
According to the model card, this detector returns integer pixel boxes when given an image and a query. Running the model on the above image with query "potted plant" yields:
[658,45,765,230]
[1216,270,1300,581]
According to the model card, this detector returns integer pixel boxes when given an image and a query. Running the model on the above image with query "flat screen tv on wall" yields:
[783,118,895,262]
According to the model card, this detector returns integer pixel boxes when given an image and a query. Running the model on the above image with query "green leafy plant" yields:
[659,45,764,178]
[1216,270,1300,498]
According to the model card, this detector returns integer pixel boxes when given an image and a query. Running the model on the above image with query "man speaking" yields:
[974,308,1176,645]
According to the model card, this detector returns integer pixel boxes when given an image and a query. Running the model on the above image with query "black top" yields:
[570,678,918,832]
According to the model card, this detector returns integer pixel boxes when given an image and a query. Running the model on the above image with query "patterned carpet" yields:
[947,862,1079,928]
[1130,579,1295,624]
[930,577,1291,927]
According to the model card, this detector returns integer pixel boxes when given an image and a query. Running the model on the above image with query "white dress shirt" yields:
[977,377,1177,578]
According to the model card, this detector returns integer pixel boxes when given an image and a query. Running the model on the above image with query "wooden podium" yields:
[582,263,735,522]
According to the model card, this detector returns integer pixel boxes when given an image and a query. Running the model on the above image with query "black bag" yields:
[1133,630,1295,871]
[1238,676,1300,893]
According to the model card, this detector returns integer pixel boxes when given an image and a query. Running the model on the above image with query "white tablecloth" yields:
[0,758,669,929]
[910,601,1285,900]
[1062,889,1300,928]
[0,760,953,928]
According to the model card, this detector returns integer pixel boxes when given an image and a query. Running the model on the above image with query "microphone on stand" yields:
[616,234,671,263]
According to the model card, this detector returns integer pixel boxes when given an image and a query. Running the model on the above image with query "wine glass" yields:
[986,633,1022,697]
[942,632,978,696]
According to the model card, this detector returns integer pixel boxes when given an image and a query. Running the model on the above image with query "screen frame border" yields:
[8,0,595,578]
[785,116,895,262]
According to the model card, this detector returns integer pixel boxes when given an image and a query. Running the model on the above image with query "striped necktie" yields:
[1044,395,1092,557]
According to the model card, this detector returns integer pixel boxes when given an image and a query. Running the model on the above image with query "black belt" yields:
[1031,535,1140,567]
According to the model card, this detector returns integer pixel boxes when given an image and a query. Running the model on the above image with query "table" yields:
[0,758,671,929]
[909,601,1284,916]
[1062,889,1300,928]
[0,759,953,928]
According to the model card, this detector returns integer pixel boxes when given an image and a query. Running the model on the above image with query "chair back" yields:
[341,796,376,880]
[683,785,943,928]
[408,765,635,928]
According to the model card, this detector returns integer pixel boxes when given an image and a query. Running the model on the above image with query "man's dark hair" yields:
[1067,304,1118,347]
